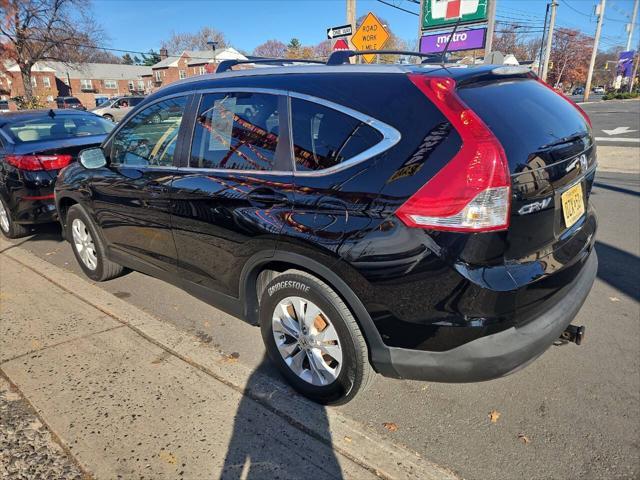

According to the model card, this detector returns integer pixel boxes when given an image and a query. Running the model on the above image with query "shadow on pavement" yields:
[593,182,640,198]
[595,241,640,301]
[0,223,64,254]
[221,356,344,480]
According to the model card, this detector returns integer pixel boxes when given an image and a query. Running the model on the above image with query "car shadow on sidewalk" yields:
[595,240,640,301]
[220,356,345,480]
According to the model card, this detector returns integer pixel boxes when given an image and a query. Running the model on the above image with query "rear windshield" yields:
[65,98,81,104]
[457,79,590,171]
[2,114,114,143]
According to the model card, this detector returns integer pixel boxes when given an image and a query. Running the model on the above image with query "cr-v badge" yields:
[518,197,552,215]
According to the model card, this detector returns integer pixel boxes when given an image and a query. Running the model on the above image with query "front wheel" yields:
[260,271,374,405]
[66,205,124,281]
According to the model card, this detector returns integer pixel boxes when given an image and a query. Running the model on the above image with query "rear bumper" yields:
[380,249,597,382]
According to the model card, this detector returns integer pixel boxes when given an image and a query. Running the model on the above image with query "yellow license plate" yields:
[561,183,585,228]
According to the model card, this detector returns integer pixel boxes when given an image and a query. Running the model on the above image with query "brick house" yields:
[2,61,152,108]
[151,47,246,89]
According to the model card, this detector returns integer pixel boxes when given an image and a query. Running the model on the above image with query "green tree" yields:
[121,53,134,64]
[142,50,161,66]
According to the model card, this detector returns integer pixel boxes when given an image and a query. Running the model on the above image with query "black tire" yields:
[66,204,124,281]
[103,114,114,122]
[260,271,374,405]
[0,197,29,239]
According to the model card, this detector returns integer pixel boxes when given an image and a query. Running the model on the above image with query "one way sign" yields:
[327,24,353,39]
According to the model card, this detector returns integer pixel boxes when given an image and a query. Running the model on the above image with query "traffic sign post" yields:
[351,12,390,63]
[327,24,353,40]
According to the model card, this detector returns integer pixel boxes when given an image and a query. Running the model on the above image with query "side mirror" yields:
[79,148,107,169]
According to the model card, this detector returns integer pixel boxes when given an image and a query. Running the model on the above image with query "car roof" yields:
[0,109,98,122]
[146,63,532,103]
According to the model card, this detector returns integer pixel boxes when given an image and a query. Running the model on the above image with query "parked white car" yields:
[92,96,145,122]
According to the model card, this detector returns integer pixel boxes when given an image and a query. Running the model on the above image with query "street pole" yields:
[625,0,639,51]
[538,3,550,75]
[417,0,424,59]
[541,0,558,82]
[347,0,356,63]
[485,0,497,56]
[630,50,639,93]
[584,0,606,102]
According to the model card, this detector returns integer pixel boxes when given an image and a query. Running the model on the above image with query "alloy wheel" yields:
[272,296,343,386]
[71,218,98,270]
[0,201,9,233]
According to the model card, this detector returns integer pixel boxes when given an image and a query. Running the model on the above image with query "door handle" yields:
[248,188,288,205]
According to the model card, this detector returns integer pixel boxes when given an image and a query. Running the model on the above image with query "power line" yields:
[375,0,419,16]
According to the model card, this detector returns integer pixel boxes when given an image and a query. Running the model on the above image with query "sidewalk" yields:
[0,239,457,480]
[597,146,640,174]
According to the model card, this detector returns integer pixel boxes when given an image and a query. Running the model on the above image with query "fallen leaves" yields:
[488,410,501,423]
[517,433,531,444]
[221,352,240,363]
[159,450,177,465]
[609,296,621,302]
[382,422,398,432]
[343,436,352,443]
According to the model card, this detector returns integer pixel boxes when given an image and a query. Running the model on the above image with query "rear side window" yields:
[2,114,114,143]
[189,92,281,171]
[128,97,144,107]
[65,98,81,104]
[290,98,382,172]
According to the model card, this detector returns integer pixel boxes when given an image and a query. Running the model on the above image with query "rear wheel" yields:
[0,197,29,239]
[66,205,124,281]
[260,271,374,405]
[103,114,114,122]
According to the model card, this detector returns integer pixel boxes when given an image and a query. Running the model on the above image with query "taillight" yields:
[396,74,511,232]
[6,154,72,171]
[537,78,592,128]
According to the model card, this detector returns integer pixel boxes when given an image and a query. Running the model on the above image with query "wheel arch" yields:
[239,250,393,375]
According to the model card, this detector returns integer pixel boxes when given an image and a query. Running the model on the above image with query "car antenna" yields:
[440,18,462,66]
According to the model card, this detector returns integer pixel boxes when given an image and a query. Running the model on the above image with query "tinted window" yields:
[111,96,187,167]
[290,98,382,172]
[2,114,114,143]
[65,98,81,104]
[190,92,280,171]
[128,97,144,106]
[457,79,591,170]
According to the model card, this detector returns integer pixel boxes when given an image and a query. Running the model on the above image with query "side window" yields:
[189,92,280,171]
[290,98,382,172]
[111,96,187,167]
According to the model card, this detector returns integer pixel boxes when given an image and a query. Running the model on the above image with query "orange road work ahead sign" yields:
[351,12,390,63]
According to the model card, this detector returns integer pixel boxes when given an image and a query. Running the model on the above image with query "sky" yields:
[93,0,640,56]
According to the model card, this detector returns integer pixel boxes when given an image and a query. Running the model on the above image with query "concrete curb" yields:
[0,238,459,480]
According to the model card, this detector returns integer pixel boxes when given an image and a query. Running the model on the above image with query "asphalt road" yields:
[581,99,640,147]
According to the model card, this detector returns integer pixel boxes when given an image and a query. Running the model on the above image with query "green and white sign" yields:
[422,0,489,31]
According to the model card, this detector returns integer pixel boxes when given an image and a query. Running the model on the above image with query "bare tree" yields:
[253,39,287,58]
[160,27,227,54]
[0,0,104,101]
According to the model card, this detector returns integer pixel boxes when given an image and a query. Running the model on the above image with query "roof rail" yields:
[326,50,445,66]
[216,58,326,73]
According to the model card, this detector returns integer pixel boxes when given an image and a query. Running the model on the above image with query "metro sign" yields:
[422,0,489,30]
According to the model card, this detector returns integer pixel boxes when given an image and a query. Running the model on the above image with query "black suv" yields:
[54,56,597,404]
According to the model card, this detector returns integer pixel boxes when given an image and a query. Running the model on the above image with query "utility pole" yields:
[347,0,356,62]
[584,0,606,102]
[538,3,550,75]
[541,0,558,82]
[630,49,639,93]
[484,0,498,56]
[626,0,639,51]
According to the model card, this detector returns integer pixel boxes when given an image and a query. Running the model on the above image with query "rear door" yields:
[90,94,191,273]
[170,90,293,298]
[457,78,596,264]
